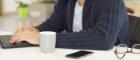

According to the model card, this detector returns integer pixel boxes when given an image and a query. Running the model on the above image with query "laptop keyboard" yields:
[0,35,38,49]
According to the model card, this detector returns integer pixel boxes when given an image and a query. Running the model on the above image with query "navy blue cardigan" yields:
[37,0,131,50]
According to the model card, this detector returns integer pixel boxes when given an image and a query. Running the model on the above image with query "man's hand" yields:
[9,26,39,44]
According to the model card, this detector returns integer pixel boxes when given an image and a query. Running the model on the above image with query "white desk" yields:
[0,31,140,60]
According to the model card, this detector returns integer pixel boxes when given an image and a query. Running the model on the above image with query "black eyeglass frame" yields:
[114,44,140,59]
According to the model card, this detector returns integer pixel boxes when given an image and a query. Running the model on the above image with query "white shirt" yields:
[73,2,83,32]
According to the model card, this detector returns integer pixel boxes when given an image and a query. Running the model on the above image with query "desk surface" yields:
[0,31,140,60]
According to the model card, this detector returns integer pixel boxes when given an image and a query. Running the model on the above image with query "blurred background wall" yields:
[0,0,55,32]
[0,0,55,15]
[125,0,140,16]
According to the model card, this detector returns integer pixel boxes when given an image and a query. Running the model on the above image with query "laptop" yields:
[0,35,38,49]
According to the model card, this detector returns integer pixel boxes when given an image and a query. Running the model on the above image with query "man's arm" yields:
[55,0,128,50]
[36,0,68,33]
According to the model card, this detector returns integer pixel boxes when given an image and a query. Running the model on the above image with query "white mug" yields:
[39,31,56,53]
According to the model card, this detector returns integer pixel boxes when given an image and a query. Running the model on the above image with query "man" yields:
[10,0,131,50]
